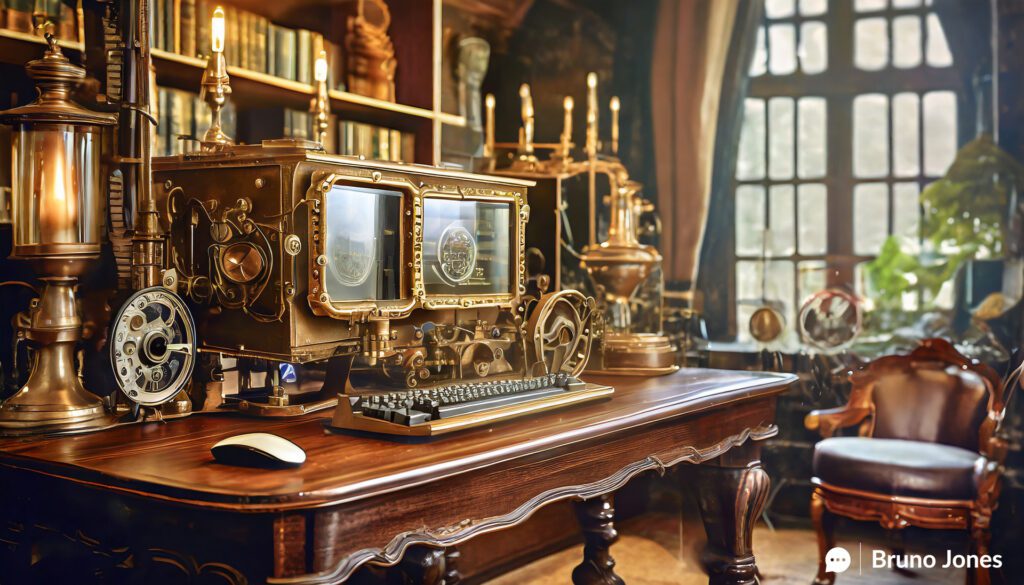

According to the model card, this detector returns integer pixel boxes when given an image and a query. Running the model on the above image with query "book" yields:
[297,28,311,84]
[179,0,195,57]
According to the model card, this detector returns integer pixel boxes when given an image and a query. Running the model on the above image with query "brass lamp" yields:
[0,34,117,433]
[200,7,232,149]
[311,50,331,147]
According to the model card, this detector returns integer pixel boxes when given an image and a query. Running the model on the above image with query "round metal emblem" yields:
[437,224,477,283]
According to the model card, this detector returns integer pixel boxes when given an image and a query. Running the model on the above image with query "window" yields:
[732,0,961,343]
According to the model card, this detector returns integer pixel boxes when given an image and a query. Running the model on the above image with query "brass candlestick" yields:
[0,35,117,433]
[312,50,331,147]
[200,7,232,149]
[511,83,539,170]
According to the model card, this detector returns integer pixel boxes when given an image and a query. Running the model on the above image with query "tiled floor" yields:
[486,516,966,585]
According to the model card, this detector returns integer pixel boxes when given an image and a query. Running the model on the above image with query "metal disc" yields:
[110,287,196,406]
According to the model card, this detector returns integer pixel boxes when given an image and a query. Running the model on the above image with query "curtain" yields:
[650,0,763,288]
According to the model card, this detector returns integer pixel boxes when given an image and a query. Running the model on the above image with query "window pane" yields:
[854,94,890,178]
[923,90,957,176]
[766,260,796,330]
[737,99,766,180]
[769,185,796,256]
[769,97,795,180]
[893,0,921,7]
[926,14,954,67]
[855,182,890,255]
[798,97,827,178]
[736,186,766,256]
[893,92,920,177]
[893,182,921,252]
[798,183,828,254]
[855,0,887,11]
[855,18,889,71]
[750,26,768,77]
[800,21,828,74]
[737,261,763,304]
[798,260,828,307]
[766,0,796,18]
[769,24,797,75]
[800,0,827,16]
[893,16,922,68]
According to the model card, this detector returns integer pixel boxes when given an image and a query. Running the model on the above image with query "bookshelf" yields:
[0,0,466,165]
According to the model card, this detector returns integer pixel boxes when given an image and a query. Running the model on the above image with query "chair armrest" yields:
[804,405,871,438]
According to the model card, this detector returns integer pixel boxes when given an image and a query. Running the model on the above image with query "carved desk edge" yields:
[269,423,780,585]
[0,372,796,513]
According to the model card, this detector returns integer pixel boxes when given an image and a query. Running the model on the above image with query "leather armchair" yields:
[804,338,1021,585]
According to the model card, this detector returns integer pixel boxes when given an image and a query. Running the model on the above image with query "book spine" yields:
[297,29,311,85]
[254,16,267,73]
[266,23,277,77]
[195,0,209,57]
[179,0,195,57]
[172,0,181,53]
[226,6,238,67]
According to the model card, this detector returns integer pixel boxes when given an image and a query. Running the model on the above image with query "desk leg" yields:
[571,493,625,585]
[688,463,770,585]
[391,546,461,585]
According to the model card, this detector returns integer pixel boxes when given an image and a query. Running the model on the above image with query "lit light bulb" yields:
[212,7,225,53]
[610,96,620,112]
[485,94,495,109]
[564,96,574,111]
[587,72,597,89]
[314,51,328,83]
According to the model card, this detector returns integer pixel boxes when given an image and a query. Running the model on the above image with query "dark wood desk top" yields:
[0,368,793,511]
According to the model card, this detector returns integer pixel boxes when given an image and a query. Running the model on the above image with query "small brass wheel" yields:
[110,287,196,407]
[220,242,265,284]
[525,290,595,377]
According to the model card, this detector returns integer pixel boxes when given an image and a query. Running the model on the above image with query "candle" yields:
[610,96,620,155]
[519,83,534,154]
[586,72,598,156]
[211,7,225,53]
[37,131,76,244]
[563,96,574,139]
[314,51,328,83]
[484,93,495,157]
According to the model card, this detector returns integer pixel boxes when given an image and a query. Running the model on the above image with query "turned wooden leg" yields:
[572,493,625,585]
[687,463,770,585]
[967,518,991,585]
[810,488,836,585]
[391,546,461,585]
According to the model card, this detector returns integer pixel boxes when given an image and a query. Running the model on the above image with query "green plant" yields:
[861,134,1024,326]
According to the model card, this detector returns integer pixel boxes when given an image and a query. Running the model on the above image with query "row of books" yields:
[155,86,413,163]
[2,0,78,41]
[151,0,343,87]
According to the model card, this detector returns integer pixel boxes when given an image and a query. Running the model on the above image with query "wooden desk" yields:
[0,369,793,585]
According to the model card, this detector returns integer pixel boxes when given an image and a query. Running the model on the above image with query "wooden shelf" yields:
[0,30,465,132]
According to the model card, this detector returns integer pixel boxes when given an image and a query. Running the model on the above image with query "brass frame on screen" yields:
[306,169,529,321]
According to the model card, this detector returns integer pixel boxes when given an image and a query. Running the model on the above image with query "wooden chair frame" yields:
[804,339,1021,585]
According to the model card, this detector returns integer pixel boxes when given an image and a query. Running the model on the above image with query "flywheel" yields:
[524,290,595,377]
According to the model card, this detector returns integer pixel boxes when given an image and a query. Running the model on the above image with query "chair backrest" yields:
[850,339,1002,452]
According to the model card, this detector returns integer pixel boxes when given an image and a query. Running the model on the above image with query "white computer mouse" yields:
[211,433,306,469]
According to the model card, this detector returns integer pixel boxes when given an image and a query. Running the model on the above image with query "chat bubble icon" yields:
[825,546,851,574]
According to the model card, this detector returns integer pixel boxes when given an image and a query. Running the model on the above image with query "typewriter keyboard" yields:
[354,373,586,426]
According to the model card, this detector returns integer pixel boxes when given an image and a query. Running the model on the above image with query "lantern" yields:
[0,34,116,433]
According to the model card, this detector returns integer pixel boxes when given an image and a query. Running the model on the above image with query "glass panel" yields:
[893,16,922,68]
[855,18,889,71]
[422,199,512,295]
[893,0,921,6]
[855,0,887,11]
[893,182,921,252]
[768,97,795,180]
[926,14,954,67]
[800,21,828,74]
[854,182,890,255]
[766,259,796,332]
[735,186,766,256]
[750,26,768,77]
[736,260,763,305]
[893,92,920,177]
[798,260,828,307]
[737,98,766,180]
[800,0,828,16]
[798,183,828,254]
[323,186,403,301]
[798,96,827,178]
[854,94,890,178]
[769,185,796,256]
[923,90,957,176]
[769,24,797,75]
[766,0,796,18]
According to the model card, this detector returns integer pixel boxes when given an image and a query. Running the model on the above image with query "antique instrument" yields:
[488,75,678,376]
[104,140,610,433]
